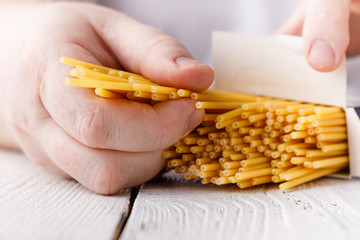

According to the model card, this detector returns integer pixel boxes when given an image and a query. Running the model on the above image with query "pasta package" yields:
[164,100,348,190]
[212,32,360,179]
[60,34,356,190]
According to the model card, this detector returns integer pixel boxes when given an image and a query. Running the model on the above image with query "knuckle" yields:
[154,120,167,150]
[24,148,49,168]
[143,29,178,54]
[148,110,182,151]
[150,117,175,151]
[76,105,110,148]
[307,9,328,21]
[307,6,346,28]
[6,108,23,129]
[91,159,129,195]
[6,107,36,133]
[33,155,68,178]
[154,108,187,150]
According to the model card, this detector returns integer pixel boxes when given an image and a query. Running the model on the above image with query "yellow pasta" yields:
[196,101,244,109]
[204,89,258,102]
[312,156,349,168]
[195,158,212,165]
[311,119,346,127]
[176,146,192,153]
[199,171,218,178]
[293,148,308,156]
[298,107,316,116]
[314,107,342,115]
[232,120,252,129]
[119,71,148,80]
[235,168,273,181]
[65,77,134,91]
[237,180,253,189]
[306,150,347,158]
[169,159,187,167]
[216,108,243,122]
[315,126,347,134]
[285,143,314,153]
[222,169,239,177]
[272,168,290,176]
[290,131,308,139]
[60,57,115,73]
[197,127,218,135]
[75,65,128,83]
[276,161,294,168]
[251,175,273,186]
[95,88,123,99]
[222,161,242,170]
[182,154,196,161]
[321,143,348,152]
[132,83,153,92]
[317,133,347,141]
[204,114,219,121]
[240,157,271,167]
[190,146,205,154]
[287,104,315,113]
[133,91,152,99]
[127,76,154,84]
[191,92,241,102]
[272,175,285,183]
[200,163,221,172]
[162,150,181,159]
[279,167,343,190]
[215,177,231,185]
[150,85,177,94]
[62,57,349,191]
[239,163,271,172]
[248,113,266,123]
[230,153,246,161]
[286,114,299,123]
[177,89,192,97]
[201,178,212,184]
[246,152,264,159]
[280,167,316,181]
[151,93,169,101]
[290,157,319,165]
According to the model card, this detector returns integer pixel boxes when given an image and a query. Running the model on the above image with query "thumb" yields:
[88,5,214,92]
[303,0,350,72]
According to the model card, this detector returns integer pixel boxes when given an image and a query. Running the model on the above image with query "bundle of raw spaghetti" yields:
[61,57,349,190]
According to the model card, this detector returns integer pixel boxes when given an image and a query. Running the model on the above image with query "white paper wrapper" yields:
[212,31,359,178]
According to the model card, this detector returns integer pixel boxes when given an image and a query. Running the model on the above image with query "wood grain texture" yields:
[120,172,360,240]
[0,150,130,240]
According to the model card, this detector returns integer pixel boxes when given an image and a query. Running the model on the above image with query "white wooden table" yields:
[1,149,360,240]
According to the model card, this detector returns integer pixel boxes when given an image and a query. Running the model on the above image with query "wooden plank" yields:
[0,150,130,240]
[120,171,360,240]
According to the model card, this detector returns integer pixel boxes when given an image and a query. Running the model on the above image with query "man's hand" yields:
[0,2,213,194]
[277,0,360,72]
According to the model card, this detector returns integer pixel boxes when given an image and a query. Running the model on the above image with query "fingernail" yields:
[185,109,204,134]
[176,57,199,67]
[308,40,335,71]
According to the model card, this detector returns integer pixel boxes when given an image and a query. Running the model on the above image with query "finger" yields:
[275,2,305,35]
[86,4,214,92]
[35,116,166,195]
[10,123,69,178]
[42,44,203,152]
[303,0,350,72]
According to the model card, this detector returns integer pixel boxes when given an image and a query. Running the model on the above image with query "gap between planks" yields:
[114,186,141,240]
